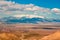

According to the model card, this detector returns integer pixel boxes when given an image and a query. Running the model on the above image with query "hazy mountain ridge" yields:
[0,16,60,24]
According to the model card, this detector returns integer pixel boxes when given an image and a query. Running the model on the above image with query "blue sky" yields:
[7,0,60,8]
[0,0,60,19]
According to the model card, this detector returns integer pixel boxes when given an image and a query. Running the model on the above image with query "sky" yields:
[7,0,60,8]
[0,0,60,19]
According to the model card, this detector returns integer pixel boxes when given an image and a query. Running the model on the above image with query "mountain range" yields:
[0,16,60,24]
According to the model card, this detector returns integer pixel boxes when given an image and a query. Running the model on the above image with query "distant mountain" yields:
[0,17,44,24]
[0,16,60,24]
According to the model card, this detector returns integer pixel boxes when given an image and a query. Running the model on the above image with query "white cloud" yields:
[51,8,60,13]
[13,14,44,18]
[32,6,40,11]
[24,8,32,11]
[24,6,41,11]
[0,1,60,19]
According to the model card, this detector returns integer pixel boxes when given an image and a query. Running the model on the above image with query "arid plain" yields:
[0,23,60,40]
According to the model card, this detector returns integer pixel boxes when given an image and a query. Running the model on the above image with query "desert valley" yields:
[0,23,60,40]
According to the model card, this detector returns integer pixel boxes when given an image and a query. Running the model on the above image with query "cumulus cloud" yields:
[0,1,60,19]
[13,14,44,18]
[51,8,60,13]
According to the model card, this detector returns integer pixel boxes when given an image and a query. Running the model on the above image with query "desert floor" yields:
[0,23,60,40]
